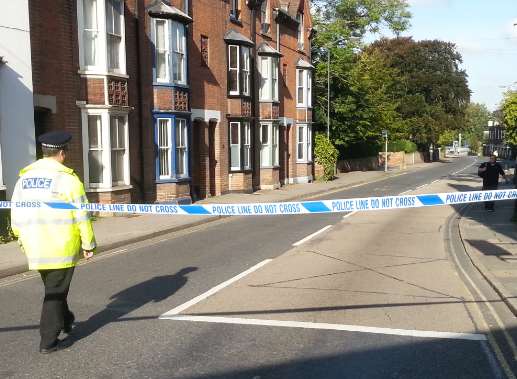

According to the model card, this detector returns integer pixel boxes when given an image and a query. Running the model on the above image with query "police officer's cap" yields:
[38,131,72,149]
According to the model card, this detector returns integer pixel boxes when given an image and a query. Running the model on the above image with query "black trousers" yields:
[38,267,75,348]
[483,184,498,210]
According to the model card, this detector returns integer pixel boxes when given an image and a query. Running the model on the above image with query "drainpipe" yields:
[135,2,146,201]
[251,5,258,190]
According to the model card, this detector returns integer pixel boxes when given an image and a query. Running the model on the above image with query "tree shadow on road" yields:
[71,266,198,343]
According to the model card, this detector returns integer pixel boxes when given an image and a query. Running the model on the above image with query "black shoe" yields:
[39,338,71,354]
[63,313,75,334]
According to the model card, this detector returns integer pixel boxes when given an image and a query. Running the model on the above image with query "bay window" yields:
[175,119,188,177]
[78,0,126,74]
[228,45,251,96]
[230,121,251,171]
[296,124,312,163]
[155,117,190,180]
[260,123,279,167]
[296,69,312,107]
[259,56,279,101]
[154,19,187,85]
[82,110,130,189]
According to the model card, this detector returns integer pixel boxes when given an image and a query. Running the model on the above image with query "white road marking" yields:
[162,315,487,341]
[452,159,478,175]
[160,259,272,318]
[342,211,357,219]
[292,225,333,247]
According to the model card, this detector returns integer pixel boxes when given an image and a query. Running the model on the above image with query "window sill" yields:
[229,169,253,174]
[228,94,252,99]
[78,70,129,79]
[155,177,191,184]
[260,100,280,104]
[0,185,6,191]
[296,161,313,164]
[86,185,133,193]
[260,166,280,169]
[153,82,190,89]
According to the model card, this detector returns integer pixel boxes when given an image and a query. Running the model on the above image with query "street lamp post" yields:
[327,48,330,140]
[382,129,388,172]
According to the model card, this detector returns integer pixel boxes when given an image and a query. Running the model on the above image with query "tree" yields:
[437,130,456,147]
[368,37,471,147]
[502,91,517,146]
[312,0,411,151]
[464,103,490,153]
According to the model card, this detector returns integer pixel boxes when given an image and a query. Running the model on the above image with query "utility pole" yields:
[382,130,388,172]
[327,48,330,140]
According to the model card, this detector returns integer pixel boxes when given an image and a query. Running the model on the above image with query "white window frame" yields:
[260,122,279,168]
[260,0,270,34]
[230,121,251,171]
[241,47,250,96]
[172,21,187,85]
[153,19,187,85]
[230,121,241,171]
[296,123,312,163]
[175,118,188,177]
[228,45,250,96]
[230,0,240,20]
[297,12,304,49]
[228,45,240,95]
[81,109,130,189]
[259,56,279,102]
[154,19,170,83]
[77,0,126,75]
[243,122,251,170]
[157,118,172,179]
[296,69,312,108]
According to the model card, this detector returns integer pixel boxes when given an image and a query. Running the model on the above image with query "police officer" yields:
[478,153,508,211]
[11,131,96,353]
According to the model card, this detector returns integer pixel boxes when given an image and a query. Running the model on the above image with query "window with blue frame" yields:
[153,18,187,85]
[155,116,189,181]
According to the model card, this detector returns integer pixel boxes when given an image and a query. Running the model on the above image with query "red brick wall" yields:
[85,78,105,104]
[29,0,84,178]
[87,189,132,204]
[260,168,280,187]
[156,182,191,203]
[229,172,253,192]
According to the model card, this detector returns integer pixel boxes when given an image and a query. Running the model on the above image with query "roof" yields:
[147,1,192,24]
[224,29,254,47]
[296,58,314,69]
[257,42,282,57]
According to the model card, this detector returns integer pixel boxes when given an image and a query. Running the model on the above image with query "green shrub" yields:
[314,134,339,181]
[387,139,417,153]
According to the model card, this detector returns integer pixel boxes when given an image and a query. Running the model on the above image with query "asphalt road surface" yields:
[1,156,516,378]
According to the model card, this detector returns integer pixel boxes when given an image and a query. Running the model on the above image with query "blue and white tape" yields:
[1,189,517,216]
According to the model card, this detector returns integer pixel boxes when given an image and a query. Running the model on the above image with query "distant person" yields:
[10,131,96,354]
[478,153,508,211]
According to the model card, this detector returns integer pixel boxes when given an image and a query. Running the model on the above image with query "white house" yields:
[0,0,36,197]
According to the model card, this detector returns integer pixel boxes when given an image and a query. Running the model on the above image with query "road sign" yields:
[382,130,388,138]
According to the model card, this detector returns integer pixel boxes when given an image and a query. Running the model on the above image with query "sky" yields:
[373,0,517,111]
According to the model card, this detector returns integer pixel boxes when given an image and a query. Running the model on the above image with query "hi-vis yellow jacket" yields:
[11,158,96,270]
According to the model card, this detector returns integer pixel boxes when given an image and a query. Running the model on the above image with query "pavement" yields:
[0,162,429,279]
[458,180,517,316]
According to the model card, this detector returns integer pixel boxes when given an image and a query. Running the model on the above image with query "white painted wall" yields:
[0,0,36,196]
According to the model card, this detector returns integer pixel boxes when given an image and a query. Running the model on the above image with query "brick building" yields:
[18,0,313,205]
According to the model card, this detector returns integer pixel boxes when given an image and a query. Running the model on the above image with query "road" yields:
[1,156,516,378]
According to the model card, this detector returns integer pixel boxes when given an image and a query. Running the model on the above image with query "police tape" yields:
[1,188,517,216]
